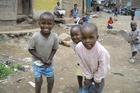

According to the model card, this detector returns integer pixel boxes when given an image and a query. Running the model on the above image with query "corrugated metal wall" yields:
[131,0,140,8]
[34,0,57,11]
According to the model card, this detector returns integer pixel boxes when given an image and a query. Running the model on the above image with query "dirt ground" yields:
[0,12,140,93]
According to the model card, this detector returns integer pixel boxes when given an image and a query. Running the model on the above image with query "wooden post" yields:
[82,0,85,14]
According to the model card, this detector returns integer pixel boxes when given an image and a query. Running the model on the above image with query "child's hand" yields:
[59,40,64,45]
[40,57,47,64]
[46,59,52,66]
[84,79,92,85]
[94,82,101,88]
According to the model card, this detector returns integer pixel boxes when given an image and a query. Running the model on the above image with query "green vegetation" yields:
[0,62,23,79]
[10,64,23,70]
[0,62,13,79]
[0,35,7,42]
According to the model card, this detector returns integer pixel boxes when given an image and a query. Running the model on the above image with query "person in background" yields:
[54,2,65,18]
[107,17,114,29]
[131,9,135,20]
[128,21,140,63]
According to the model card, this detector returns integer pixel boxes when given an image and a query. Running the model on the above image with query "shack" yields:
[0,0,58,25]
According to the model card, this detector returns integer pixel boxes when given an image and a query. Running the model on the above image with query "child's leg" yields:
[35,76,43,93]
[47,77,54,93]
[77,76,83,88]
[132,51,137,57]
[43,65,54,93]
[32,65,43,93]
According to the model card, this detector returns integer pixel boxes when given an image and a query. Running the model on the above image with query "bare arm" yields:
[46,49,57,65]
[28,49,46,64]
[48,49,57,61]
[59,41,70,47]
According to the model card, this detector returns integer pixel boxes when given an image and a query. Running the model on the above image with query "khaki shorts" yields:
[76,65,83,76]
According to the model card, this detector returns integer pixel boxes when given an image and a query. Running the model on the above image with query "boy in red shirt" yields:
[107,17,113,29]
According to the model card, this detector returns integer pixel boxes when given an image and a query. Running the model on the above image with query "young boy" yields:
[75,23,110,93]
[107,17,113,29]
[128,21,140,63]
[59,25,84,92]
[28,12,59,93]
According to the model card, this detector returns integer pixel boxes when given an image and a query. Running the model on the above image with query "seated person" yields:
[70,4,79,18]
[107,17,114,29]
[54,2,65,18]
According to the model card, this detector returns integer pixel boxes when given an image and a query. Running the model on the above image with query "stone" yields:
[16,77,24,83]
[58,33,70,41]
[28,81,35,87]
[22,57,32,62]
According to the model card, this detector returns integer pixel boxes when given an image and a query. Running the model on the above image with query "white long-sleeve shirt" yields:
[75,41,110,83]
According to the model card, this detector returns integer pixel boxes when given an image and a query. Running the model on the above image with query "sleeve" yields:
[108,20,110,24]
[75,46,93,79]
[94,51,110,83]
[28,36,35,50]
[136,30,140,40]
[128,32,131,37]
[53,34,59,50]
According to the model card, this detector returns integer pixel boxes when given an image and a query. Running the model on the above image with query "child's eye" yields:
[82,37,86,39]
[90,36,94,39]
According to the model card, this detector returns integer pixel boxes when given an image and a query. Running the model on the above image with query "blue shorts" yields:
[82,79,104,93]
[32,65,54,78]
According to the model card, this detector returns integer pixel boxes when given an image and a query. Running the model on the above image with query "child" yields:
[73,4,79,18]
[54,2,65,18]
[28,12,59,93]
[75,23,110,93]
[107,17,113,29]
[128,21,140,63]
[59,25,84,92]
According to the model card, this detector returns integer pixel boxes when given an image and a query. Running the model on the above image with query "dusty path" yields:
[0,12,140,93]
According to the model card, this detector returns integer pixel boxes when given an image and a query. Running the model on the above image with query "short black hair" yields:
[130,21,137,25]
[81,23,98,34]
[39,12,54,23]
[70,25,81,33]
[57,2,60,5]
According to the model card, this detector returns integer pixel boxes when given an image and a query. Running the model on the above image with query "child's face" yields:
[57,2,60,6]
[131,24,137,31]
[81,28,98,49]
[71,29,81,44]
[39,18,54,36]
[74,4,77,9]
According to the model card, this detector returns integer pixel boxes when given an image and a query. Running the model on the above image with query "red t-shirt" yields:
[108,19,113,25]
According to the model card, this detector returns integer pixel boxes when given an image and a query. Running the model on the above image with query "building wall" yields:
[131,0,140,8]
[33,0,58,19]
[34,0,57,11]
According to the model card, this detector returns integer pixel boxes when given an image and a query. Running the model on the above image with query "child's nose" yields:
[85,39,90,42]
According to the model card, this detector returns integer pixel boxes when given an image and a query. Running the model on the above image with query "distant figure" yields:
[96,6,100,12]
[128,21,140,63]
[114,7,118,17]
[75,23,110,93]
[72,4,79,18]
[54,2,65,18]
[131,9,135,20]
[107,17,114,29]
